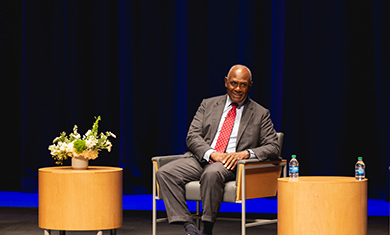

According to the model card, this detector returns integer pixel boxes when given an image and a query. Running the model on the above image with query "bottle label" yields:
[355,168,364,176]
[289,166,299,173]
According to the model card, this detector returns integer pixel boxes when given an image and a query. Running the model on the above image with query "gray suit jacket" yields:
[185,95,281,163]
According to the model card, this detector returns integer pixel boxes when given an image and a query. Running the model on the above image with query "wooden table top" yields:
[39,166,122,173]
[278,176,367,183]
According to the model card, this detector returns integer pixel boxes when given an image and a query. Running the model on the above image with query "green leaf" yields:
[91,116,101,136]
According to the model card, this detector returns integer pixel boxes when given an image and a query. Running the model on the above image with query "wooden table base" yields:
[39,166,123,231]
[278,176,367,235]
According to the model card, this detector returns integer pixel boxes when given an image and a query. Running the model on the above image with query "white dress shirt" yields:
[203,95,255,162]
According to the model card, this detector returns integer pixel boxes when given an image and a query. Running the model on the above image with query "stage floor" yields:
[0,207,388,235]
[0,191,389,216]
[0,191,389,234]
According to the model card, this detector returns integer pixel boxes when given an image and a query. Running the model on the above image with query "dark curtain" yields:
[1,0,388,199]
[282,0,390,199]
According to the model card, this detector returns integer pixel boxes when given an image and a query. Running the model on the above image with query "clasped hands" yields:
[210,151,250,170]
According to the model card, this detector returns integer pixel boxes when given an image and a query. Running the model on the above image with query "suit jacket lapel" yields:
[209,95,227,144]
[237,97,254,145]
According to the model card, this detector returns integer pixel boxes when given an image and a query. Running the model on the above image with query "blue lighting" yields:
[1,191,388,216]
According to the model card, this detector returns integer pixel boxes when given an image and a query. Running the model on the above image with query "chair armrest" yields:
[237,159,287,166]
[237,159,262,164]
[236,159,287,182]
[152,154,192,199]
[152,154,192,168]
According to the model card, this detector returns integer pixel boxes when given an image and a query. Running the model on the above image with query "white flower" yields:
[59,142,67,151]
[85,130,92,137]
[86,138,98,149]
[70,132,81,139]
[107,132,116,138]
[48,145,58,155]
[66,142,74,153]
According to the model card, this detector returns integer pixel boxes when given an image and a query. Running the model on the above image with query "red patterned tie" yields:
[214,103,238,153]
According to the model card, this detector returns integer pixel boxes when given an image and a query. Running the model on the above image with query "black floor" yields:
[0,208,388,235]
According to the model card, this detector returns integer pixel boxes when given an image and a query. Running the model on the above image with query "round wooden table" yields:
[39,166,123,234]
[278,176,367,235]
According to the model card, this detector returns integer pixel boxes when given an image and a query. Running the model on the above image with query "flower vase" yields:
[71,156,89,170]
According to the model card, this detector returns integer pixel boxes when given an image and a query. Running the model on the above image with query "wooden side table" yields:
[278,176,367,235]
[39,166,123,234]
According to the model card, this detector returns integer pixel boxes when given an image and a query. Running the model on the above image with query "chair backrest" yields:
[276,132,284,158]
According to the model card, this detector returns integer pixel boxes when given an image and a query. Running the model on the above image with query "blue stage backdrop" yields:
[2,0,389,199]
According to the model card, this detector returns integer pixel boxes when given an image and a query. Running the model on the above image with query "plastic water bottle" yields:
[355,156,365,180]
[289,154,299,179]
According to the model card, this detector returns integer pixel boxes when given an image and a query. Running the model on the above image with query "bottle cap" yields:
[292,154,296,158]
[358,156,363,160]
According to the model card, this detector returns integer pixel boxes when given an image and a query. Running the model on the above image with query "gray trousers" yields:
[156,156,235,223]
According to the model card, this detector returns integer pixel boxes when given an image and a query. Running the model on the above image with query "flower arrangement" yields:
[48,116,116,165]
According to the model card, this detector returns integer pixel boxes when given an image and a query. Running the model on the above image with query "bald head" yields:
[227,65,252,81]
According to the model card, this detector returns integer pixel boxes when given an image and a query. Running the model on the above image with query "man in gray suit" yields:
[156,65,280,235]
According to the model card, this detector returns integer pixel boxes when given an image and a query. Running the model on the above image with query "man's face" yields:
[224,71,253,104]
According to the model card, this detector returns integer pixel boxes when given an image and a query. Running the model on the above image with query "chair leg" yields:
[242,198,246,235]
[196,201,201,230]
[153,196,157,235]
[241,166,246,235]
[153,164,157,235]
